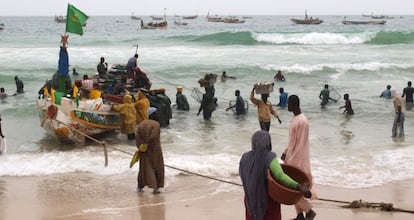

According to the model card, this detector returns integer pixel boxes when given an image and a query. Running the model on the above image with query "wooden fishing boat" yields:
[150,16,163,21]
[206,13,225,22]
[342,20,386,25]
[141,9,168,29]
[54,15,66,23]
[174,16,188,26]
[182,15,198,19]
[140,20,168,29]
[290,10,322,25]
[131,13,141,20]
[224,17,245,24]
[37,96,120,144]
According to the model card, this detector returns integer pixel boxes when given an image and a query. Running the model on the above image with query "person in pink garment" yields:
[281,95,317,220]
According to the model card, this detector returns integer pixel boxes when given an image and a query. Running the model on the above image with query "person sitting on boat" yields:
[81,74,93,99]
[111,94,137,140]
[274,70,285,81]
[134,89,150,125]
[89,82,102,99]
[226,90,246,115]
[133,67,151,90]
[97,57,108,79]
[175,86,190,111]
[0,87,8,99]
[126,54,139,79]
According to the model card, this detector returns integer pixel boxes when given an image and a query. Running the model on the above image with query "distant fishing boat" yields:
[0,23,4,31]
[54,15,66,23]
[223,16,245,24]
[342,17,386,25]
[131,13,141,20]
[206,12,224,22]
[141,8,168,29]
[182,15,198,19]
[362,13,394,19]
[150,16,163,20]
[174,16,188,26]
[290,10,323,25]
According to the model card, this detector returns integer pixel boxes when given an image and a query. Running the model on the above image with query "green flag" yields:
[65,4,88,35]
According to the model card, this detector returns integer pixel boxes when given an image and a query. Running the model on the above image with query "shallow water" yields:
[1,15,414,188]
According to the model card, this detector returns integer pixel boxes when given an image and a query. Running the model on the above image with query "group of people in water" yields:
[0,76,24,99]
[378,81,414,138]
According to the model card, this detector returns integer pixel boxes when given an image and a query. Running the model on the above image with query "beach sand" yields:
[0,172,413,220]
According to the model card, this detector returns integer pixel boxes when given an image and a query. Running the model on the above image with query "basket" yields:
[254,82,274,94]
[198,73,217,87]
[267,164,310,205]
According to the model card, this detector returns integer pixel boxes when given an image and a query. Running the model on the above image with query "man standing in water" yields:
[250,87,281,131]
[175,86,190,111]
[392,89,405,138]
[226,90,246,115]
[402,81,414,109]
[14,76,24,94]
[339,93,354,115]
[282,95,317,220]
[319,84,336,107]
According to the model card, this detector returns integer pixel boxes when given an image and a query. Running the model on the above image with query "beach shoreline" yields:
[0,172,413,220]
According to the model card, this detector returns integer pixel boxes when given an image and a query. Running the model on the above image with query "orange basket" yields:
[267,164,310,205]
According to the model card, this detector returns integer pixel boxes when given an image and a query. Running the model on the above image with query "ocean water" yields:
[1,15,414,189]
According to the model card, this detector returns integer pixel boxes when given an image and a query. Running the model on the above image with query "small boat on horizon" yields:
[130,13,141,20]
[141,9,168,29]
[182,15,198,19]
[290,10,323,25]
[54,15,66,23]
[342,17,386,25]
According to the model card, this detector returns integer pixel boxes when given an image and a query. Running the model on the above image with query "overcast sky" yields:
[1,0,412,16]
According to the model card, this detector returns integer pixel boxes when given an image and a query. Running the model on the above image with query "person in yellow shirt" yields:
[250,87,281,132]
[89,83,102,99]
[134,90,150,125]
[111,94,137,140]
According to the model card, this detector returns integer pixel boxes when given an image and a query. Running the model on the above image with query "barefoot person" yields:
[240,130,311,220]
[282,95,317,220]
[136,119,165,194]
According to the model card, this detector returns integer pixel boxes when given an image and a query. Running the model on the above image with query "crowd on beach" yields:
[3,37,414,219]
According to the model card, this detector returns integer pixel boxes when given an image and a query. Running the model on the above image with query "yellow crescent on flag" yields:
[71,13,80,23]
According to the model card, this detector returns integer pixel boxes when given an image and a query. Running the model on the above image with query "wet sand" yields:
[0,172,413,220]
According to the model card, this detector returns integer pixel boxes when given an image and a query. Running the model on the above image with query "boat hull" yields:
[290,18,323,25]
[342,20,386,25]
[37,97,120,144]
